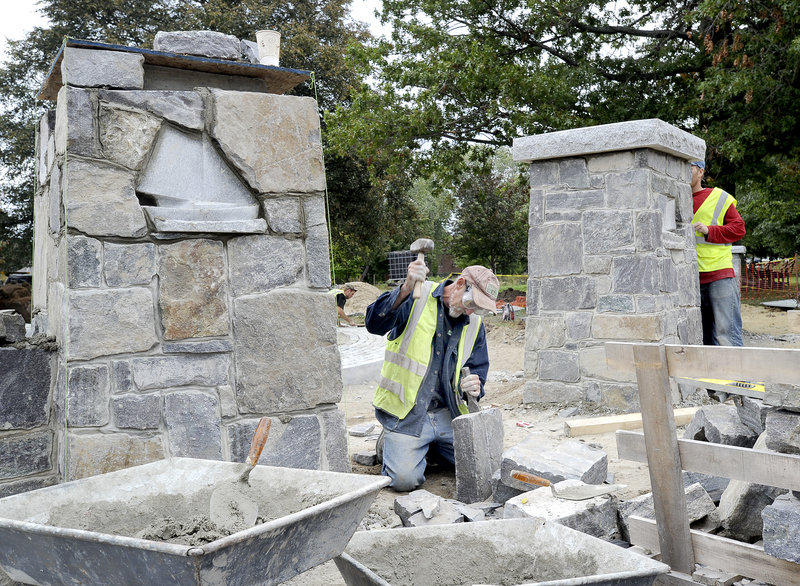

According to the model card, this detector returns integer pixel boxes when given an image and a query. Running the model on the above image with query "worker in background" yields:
[330,284,357,326]
[365,260,499,491]
[691,160,746,347]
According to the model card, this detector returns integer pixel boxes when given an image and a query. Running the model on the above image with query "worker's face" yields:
[345,289,356,299]
[447,279,472,318]
[691,165,704,186]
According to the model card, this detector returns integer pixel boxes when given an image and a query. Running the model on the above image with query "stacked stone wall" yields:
[9,41,349,491]
[514,121,706,410]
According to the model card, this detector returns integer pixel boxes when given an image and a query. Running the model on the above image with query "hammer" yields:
[410,238,434,299]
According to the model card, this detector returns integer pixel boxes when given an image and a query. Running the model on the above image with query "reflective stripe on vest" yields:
[692,187,736,273]
[373,281,481,420]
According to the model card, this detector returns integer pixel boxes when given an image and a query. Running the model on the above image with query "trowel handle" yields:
[460,366,470,385]
[245,417,272,467]
[511,470,551,488]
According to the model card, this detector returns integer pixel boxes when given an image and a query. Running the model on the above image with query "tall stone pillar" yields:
[513,119,705,410]
[32,34,349,482]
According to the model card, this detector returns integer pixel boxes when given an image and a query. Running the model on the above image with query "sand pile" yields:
[342,281,384,315]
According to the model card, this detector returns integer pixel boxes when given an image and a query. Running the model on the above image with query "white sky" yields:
[0,0,49,61]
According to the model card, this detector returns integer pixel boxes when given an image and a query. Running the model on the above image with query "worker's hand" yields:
[692,221,709,236]
[401,259,429,297]
[460,374,481,398]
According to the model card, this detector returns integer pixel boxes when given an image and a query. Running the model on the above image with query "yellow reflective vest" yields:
[692,187,736,273]
[373,281,482,419]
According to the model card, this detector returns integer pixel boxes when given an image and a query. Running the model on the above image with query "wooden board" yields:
[564,407,699,437]
[617,430,800,491]
[605,342,800,385]
[629,516,800,585]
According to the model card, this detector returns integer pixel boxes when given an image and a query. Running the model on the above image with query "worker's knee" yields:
[386,469,423,492]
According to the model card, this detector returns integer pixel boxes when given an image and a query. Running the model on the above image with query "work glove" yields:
[460,374,481,398]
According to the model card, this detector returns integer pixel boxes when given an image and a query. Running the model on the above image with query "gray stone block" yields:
[352,452,377,466]
[606,169,650,209]
[320,408,350,472]
[0,431,52,480]
[764,409,800,454]
[68,288,157,360]
[0,475,57,499]
[500,433,607,490]
[683,404,758,448]
[587,151,635,173]
[513,119,706,164]
[539,350,580,382]
[0,312,26,343]
[306,223,332,288]
[453,408,504,503]
[765,383,800,412]
[260,415,322,470]
[618,482,716,541]
[110,360,133,393]
[103,242,156,287]
[67,235,101,288]
[583,255,612,275]
[164,391,222,460]
[612,255,659,294]
[528,188,544,225]
[99,104,161,170]
[528,161,559,186]
[218,385,237,418]
[348,422,376,437]
[210,91,325,194]
[491,470,524,503]
[263,197,302,233]
[635,295,658,313]
[162,339,234,354]
[591,313,663,341]
[524,316,566,350]
[49,162,62,234]
[158,239,229,341]
[635,210,662,251]
[394,489,442,525]
[541,275,596,310]
[98,90,205,131]
[65,364,110,427]
[37,110,56,186]
[597,294,635,313]
[683,470,730,503]
[62,47,144,89]
[233,290,342,412]
[718,435,788,541]
[528,223,583,277]
[154,30,241,60]
[228,235,304,297]
[55,86,95,156]
[558,158,590,188]
[658,258,679,293]
[733,395,775,435]
[241,39,259,63]
[584,210,634,253]
[67,432,163,481]
[565,311,593,340]
[65,160,147,238]
[112,394,161,429]
[762,492,800,563]
[546,189,604,210]
[303,195,327,228]
[131,354,230,391]
[522,381,584,404]
[504,487,618,539]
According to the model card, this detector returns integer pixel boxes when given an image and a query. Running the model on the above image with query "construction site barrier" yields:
[605,342,800,584]
[741,255,799,301]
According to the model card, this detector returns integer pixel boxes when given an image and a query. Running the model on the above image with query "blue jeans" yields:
[381,408,455,491]
[700,277,743,347]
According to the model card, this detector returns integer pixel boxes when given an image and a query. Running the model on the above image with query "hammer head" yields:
[410,238,434,254]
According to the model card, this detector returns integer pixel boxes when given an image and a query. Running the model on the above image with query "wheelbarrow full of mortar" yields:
[0,457,389,585]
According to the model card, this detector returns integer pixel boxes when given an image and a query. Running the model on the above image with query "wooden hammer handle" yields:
[511,470,551,488]
[412,252,426,299]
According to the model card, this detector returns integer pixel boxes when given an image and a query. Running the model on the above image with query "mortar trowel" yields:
[210,416,271,533]
[511,470,625,501]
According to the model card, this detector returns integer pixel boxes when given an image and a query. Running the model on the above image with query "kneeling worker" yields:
[330,283,357,326]
[365,259,499,491]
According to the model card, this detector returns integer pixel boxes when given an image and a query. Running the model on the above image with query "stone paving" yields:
[337,325,386,384]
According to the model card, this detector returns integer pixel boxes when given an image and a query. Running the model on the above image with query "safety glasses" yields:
[462,284,492,316]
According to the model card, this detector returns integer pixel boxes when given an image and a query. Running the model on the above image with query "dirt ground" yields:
[287,301,800,585]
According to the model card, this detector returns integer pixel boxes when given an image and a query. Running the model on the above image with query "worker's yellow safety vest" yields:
[329,288,345,297]
[373,281,482,419]
[692,187,736,273]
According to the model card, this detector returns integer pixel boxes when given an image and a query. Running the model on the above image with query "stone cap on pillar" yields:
[512,118,706,163]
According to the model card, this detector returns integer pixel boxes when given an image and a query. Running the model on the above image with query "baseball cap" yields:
[690,161,705,169]
[460,266,500,311]
[344,283,358,291]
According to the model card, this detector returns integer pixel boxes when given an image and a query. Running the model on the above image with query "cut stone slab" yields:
[683,470,730,503]
[0,348,52,430]
[692,565,743,586]
[764,409,800,454]
[394,489,442,526]
[453,407,504,504]
[733,395,776,435]
[504,487,619,539]
[500,433,608,491]
[352,451,377,466]
[491,470,524,504]
[61,47,144,90]
[761,492,800,563]
[764,383,800,413]
[0,311,26,343]
[717,434,789,542]
[98,90,205,131]
[153,30,241,60]
[618,482,716,542]
[683,404,758,448]
[348,422,376,437]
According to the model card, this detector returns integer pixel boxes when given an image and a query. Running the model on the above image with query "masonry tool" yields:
[210,416,271,533]
[510,470,625,501]
[409,238,434,299]
[460,366,480,413]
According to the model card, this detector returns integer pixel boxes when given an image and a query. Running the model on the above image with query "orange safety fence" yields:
[741,254,800,301]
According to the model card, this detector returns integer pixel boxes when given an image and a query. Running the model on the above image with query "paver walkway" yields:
[337,325,386,384]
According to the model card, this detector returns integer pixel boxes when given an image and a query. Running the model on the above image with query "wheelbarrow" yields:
[0,457,389,585]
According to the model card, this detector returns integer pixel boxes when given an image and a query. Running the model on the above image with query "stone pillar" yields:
[31,35,349,482]
[513,119,705,410]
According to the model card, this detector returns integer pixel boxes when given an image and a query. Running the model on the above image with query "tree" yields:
[451,148,528,274]
[326,0,800,256]
[0,0,382,274]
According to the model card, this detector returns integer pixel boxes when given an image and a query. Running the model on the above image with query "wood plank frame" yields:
[606,342,800,579]
[563,407,698,437]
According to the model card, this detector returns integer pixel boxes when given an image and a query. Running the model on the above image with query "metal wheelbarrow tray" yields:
[0,457,389,585]
[335,518,669,586]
